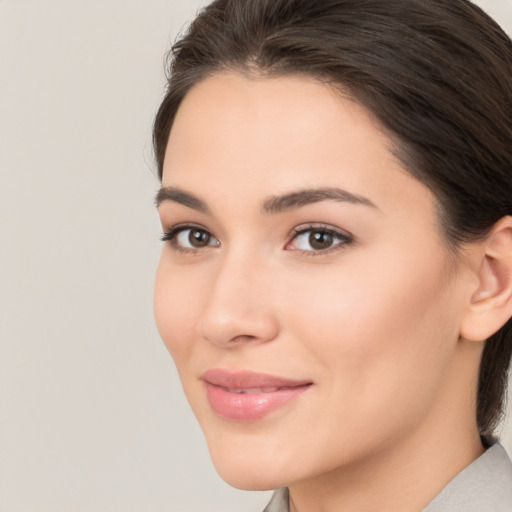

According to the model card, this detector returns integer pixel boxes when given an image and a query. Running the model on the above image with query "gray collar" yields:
[263,443,512,512]
[424,442,512,512]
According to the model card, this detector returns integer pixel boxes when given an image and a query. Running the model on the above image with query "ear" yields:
[460,216,512,342]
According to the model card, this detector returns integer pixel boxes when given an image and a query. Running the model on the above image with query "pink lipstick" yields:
[202,369,312,421]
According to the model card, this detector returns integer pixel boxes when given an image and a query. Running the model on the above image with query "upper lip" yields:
[202,369,312,390]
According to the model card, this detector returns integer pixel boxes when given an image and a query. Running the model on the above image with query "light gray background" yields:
[1,1,511,511]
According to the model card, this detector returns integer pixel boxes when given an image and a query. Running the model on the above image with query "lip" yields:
[202,369,312,421]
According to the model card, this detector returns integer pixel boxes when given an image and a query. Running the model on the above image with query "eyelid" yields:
[161,223,220,252]
[286,223,354,254]
[160,222,353,255]
[160,222,205,241]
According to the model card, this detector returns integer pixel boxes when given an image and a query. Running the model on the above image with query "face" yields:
[154,73,473,490]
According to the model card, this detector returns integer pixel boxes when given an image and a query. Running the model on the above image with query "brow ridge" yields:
[155,186,377,215]
[262,187,376,214]
[155,187,210,214]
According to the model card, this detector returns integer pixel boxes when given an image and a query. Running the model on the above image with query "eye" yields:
[161,225,220,251]
[287,225,353,253]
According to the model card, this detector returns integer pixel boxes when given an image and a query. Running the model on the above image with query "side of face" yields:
[154,72,480,490]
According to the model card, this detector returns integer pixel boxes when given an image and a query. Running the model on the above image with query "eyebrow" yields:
[155,187,211,214]
[262,187,377,214]
[155,186,377,214]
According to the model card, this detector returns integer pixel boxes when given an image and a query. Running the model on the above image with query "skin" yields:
[154,73,487,512]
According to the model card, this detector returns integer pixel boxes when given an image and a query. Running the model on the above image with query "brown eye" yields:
[188,229,212,248]
[162,226,219,250]
[287,226,353,253]
[308,231,334,250]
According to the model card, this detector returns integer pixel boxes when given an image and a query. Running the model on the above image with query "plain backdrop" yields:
[1,1,511,511]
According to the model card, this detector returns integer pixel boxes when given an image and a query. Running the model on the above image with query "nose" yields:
[197,252,280,348]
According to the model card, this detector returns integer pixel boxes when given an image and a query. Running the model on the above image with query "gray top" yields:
[263,443,512,512]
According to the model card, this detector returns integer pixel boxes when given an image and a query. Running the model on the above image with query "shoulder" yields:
[424,441,512,512]
[262,443,512,512]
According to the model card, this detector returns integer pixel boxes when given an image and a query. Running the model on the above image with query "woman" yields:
[153,0,512,510]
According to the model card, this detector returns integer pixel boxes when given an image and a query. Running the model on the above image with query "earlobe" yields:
[460,216,512,342]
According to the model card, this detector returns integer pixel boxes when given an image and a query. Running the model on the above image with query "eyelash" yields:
[160,223,354,255]
[287,224,354,255]
[160,224,218,255]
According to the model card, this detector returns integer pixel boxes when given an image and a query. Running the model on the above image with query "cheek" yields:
[282,247,458,411]
[154,255,200,363]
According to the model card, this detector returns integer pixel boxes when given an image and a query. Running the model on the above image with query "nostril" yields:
[231,334,259,343]
[197,272,280,347]
[203,333,259,345]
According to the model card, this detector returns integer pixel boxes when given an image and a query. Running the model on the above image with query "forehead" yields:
[162,72,434,221]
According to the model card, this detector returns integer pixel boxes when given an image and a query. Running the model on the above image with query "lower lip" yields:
[205,383,310,421]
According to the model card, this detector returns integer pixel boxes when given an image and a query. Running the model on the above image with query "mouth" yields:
[220,386,297,394]
[202,369,313,421]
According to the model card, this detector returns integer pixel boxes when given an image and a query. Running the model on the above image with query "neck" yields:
[289,427,483,512]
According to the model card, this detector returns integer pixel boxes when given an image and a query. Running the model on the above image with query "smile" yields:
[202,369,312,421]
[227,387,281,394]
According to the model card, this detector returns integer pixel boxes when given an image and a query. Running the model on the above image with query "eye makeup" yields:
[161,221,355,258]
[161,223,219,254]
[286,223,354,255]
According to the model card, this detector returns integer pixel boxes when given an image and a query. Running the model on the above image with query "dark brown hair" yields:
[153,0,512,435]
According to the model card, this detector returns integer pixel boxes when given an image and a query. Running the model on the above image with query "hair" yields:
[153,0,512,435]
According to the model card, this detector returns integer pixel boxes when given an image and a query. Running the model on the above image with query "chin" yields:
[213,458,287,491]
[202,428,293,491]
